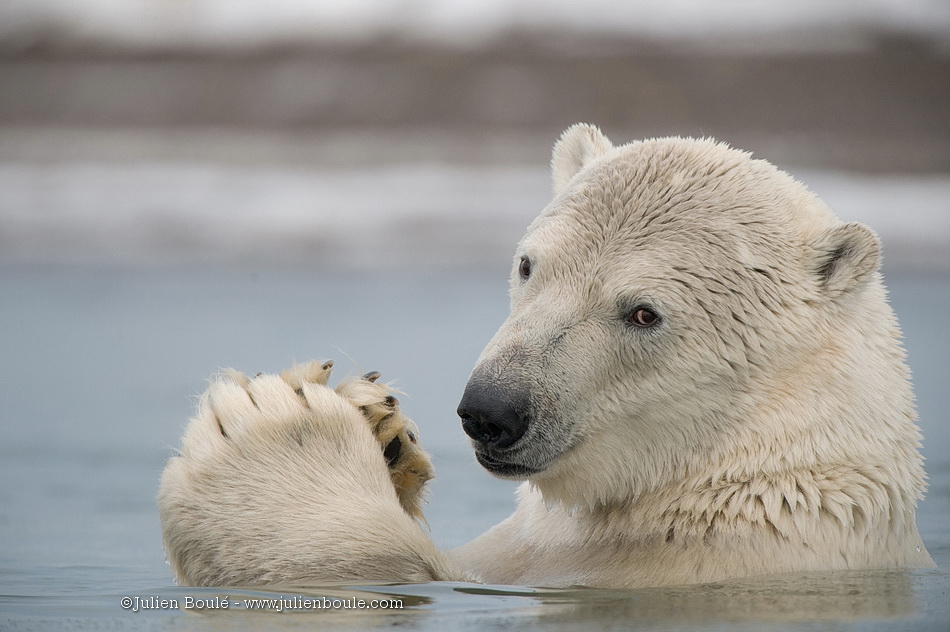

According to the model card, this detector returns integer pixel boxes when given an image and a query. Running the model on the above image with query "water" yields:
[1,265,948,630]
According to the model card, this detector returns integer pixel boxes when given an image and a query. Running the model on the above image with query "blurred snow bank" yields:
[1,160,947,271]
[1,0,948,52]
[0,161,549,270]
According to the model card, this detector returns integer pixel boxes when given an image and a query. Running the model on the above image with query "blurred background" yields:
[1,0,948,270]
[1,2,949,628]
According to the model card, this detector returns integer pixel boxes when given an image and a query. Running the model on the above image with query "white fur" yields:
[159,369,451,585]
[158,125,934,588]
[551,123,615,195]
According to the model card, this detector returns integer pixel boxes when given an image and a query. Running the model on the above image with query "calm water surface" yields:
[1,265,948,630]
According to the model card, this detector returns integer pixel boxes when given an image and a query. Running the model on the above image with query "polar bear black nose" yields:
[457,381,530,450]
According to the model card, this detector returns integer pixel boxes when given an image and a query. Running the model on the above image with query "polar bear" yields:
[158,124,934,588]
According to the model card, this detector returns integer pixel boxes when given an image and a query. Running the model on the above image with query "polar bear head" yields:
[458,124,919,510]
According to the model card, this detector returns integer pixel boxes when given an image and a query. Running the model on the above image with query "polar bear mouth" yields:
[474,450,542,478]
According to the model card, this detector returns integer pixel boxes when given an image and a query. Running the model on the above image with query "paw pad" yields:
[335,371,433,520]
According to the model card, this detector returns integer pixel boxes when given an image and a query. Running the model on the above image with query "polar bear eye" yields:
[518,256,532,280]
[627,307,660,328]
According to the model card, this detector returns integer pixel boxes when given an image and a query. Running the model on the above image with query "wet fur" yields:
[158,124,934,588]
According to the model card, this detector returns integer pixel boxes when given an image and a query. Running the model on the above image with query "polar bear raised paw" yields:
[158,360,443,586]
[200,360,434,519]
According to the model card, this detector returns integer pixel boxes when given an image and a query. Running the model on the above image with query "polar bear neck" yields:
[582,461,924,545]
[531,451,925,547]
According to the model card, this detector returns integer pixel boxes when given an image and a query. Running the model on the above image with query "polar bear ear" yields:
[810,222,881,298]
[551,123,613,194]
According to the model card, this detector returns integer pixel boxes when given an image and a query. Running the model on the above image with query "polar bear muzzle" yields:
[457,378,543,477]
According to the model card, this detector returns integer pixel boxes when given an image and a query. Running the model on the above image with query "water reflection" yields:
[121,569,945,630]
